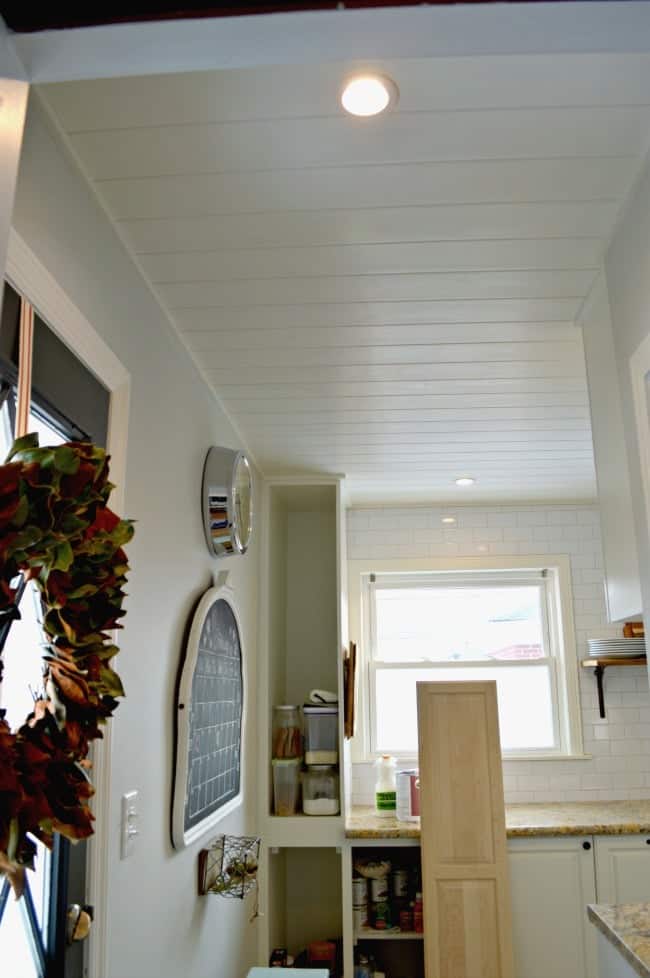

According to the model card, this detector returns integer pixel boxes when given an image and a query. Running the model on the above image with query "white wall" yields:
[605,154,650,631]
[11,94,260,978]
[347,504,650,806]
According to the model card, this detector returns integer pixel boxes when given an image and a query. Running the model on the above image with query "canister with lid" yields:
[301,764,339,815]
[272,757,301,816]
[272,705,302,759]
[302,703,338,765]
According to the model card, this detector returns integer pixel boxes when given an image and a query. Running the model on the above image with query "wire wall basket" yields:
[198,834,260,899]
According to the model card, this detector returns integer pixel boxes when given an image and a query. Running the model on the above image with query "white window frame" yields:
[348,555,584,762]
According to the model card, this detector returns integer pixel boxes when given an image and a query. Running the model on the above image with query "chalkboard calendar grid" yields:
[172,582,245,848]
[185,600,243,830]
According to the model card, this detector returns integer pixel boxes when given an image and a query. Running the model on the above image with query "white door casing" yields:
[5,227,131,978]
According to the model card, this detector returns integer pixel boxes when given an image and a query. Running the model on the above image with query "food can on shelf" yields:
[369,877,389,902]
[371,900,391,930]
[269,948,288,967]
[393,868,409,898]
[353,906,368,931]
[352,877,368,906]
[399,909,413,932]
[414,891,424,934]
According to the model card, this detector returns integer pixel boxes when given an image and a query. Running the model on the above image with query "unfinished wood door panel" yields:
[417,681,514,978]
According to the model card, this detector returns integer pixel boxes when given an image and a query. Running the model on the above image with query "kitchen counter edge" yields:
[588,903,650,978]
[346,801,650,839]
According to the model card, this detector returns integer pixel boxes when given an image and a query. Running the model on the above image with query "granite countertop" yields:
[346,801,650,839]
[588,904,650,978]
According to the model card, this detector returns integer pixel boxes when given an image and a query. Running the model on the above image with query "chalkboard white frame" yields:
[171,573,246,849]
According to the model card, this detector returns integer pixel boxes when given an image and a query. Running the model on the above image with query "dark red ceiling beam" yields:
[1,0,590,35]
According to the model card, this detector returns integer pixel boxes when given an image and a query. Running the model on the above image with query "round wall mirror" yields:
[202,447,253,557]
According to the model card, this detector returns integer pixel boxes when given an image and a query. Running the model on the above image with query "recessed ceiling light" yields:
[476,544,488,553]
[441,516,457,525]
[455,476,476,487]
[340,74,398,117]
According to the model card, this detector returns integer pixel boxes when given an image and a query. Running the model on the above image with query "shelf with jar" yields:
[271,700,341,818]
[256,478,349,970]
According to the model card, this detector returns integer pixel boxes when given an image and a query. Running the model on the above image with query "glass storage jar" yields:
[302,704,338,765]
[272,758,301,816]
[272,704,302,759]
[301,764,339,816]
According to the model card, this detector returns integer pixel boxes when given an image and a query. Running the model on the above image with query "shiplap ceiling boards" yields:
[38,53,650,503]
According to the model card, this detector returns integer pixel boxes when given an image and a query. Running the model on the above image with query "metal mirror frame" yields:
[202,446,253,558]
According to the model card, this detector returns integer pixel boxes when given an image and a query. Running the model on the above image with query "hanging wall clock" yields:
[202,446,253,557]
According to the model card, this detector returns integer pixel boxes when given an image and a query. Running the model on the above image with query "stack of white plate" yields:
[587,638,646,658]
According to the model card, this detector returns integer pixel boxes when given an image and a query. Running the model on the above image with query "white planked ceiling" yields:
[38,53,650,504]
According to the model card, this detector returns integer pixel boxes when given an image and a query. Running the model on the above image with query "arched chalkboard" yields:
[172,580,244,848]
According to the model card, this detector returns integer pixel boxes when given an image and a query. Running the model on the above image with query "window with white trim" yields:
[359,562,582,760]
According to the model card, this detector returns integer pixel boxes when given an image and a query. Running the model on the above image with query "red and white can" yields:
[396,770,420,822]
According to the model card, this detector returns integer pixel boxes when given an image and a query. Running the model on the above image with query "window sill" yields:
[353,753,593,765]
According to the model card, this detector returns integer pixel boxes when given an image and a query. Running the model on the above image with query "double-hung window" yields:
[355,559,582,760]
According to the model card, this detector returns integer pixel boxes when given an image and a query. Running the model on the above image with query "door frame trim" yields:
[6,226,131,978]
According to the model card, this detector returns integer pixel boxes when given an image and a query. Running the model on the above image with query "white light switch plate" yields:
[120,790,139,860]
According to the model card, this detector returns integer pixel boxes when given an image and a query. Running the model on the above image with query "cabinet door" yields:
[508,837,598,978]
[418,682,515,978]
[595,835,650,904]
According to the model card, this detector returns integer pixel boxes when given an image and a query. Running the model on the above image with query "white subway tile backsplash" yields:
[348,502,650,805]
[456,511,488,528]
[486,511,519,527]
[547,510,579,525]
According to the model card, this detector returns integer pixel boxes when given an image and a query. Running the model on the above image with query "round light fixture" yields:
[340,74,398,117]
[455,477,476,487]
[441,516,457,525]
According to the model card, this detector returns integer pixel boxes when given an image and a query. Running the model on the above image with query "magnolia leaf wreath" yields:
[0,434,134,896]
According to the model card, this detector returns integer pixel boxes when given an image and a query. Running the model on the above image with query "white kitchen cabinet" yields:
[579,274,642,622]
[508,836,598,978]
[596,931,640,978]
[595,834,650,904]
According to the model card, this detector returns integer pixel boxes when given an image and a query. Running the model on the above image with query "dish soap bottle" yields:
[375,754,397,818]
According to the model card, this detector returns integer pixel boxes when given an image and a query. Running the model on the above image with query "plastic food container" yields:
[302,704,338,765]
[272,758,301,815]
[301,764,339,815]
[272,705,302,759]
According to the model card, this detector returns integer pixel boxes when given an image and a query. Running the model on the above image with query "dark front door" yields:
[0,282,110,978]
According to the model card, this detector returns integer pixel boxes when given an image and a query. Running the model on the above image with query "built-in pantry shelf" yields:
[355,927,423,941]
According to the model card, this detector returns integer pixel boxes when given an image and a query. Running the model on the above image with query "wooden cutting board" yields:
[417,680,515,978]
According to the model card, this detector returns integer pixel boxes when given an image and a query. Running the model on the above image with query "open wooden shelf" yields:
[581,656,647,718]
[355,927,423,941]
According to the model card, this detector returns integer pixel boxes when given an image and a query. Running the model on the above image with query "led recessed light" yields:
[441,516,457,525]
[455,476,476,487]
[340,74,398,117]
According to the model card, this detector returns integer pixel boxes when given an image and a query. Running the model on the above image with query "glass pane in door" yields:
[0,405,66,976]
[0,890,39,978]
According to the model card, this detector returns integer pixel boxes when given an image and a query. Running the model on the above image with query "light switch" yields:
[120,790,139,860]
